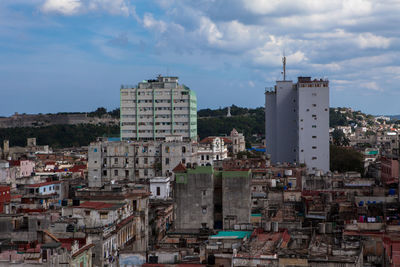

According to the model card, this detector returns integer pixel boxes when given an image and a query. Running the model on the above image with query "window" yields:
[202,207,207,214]
[182,158,186,164]
[85,210,90,216]
[103,170,107,176]
[114,169,118,176]
[100,212,108,220]
[144,169,148,176]
[312,104,316,107]
[165,158,169,165]
[182,146,186,153]
[144,158,148,164]
[156,187,160,196]
[165,146,170,153]
[312,136,317,139]
[206,155,209,160]
[306,109,310,112]
[202,190,206,196]
[312,114,317,117]
[55,185,59,190]
[201,155,204,160]
[114,158,118,164]
[312,146,317,149]
[125,170,129,177]
[312,157,317,160]
[312,125,317,128]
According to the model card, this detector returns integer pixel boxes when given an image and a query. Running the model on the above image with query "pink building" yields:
[9,159,35,177]
[381,156,399,185]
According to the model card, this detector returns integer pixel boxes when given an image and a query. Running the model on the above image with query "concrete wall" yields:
[222,171,251,229]
[297,80,329,172]
[150,178,170,199]
[265,91,277,163]
[174,166,214,229]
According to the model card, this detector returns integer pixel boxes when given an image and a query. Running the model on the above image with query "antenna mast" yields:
[282,55,286,81]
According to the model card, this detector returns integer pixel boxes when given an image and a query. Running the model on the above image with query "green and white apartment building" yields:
[120,75,197,141]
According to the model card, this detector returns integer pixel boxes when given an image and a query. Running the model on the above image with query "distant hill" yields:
[387,115,400,120]
[0,106,378,149]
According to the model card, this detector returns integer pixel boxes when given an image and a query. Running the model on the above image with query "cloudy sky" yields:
[0,0,399,116]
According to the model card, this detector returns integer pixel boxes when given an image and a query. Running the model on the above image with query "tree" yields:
[331,129,350,146]
[90,107,107,117]
[330,145,364,174]
[329,109,348,127]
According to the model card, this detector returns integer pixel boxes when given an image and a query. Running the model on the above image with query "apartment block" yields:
[120,75,197,141]
[265,77,329,172]
[88,138,197,187]
[174,166,251,231]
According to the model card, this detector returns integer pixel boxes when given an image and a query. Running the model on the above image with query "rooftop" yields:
[210,231,252,240]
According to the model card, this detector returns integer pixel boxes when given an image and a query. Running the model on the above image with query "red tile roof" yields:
[173,162,187,173]
[76,201,115,210]
[59,238,87,251]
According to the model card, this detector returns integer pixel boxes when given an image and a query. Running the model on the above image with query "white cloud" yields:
[357,33,391,49]
[362,81,383,92]
[42,0,81,15]
[87,0,131,16]
[41,0,135,16]
[143,13,167,33]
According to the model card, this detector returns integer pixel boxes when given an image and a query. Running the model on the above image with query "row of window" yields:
[137,91,181,96]
[128,129,189,134]
[122,114,190,119]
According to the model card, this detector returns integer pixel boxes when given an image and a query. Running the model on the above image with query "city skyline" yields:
[1,0,400,116]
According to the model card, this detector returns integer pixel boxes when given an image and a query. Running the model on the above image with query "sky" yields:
[0,0,399,116]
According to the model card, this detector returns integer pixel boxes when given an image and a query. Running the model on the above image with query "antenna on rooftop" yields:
[282,52,286,81]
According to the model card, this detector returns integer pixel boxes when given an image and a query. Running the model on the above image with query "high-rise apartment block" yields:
[120,75,197,141]
[265,77,329,172]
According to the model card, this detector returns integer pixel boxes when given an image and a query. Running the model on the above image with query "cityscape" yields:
[1,1,400,267]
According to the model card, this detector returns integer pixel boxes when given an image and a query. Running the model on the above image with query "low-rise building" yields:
[150,177,171,200]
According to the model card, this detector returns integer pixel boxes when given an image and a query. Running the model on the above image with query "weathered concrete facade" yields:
[88,139,197,186]
[221,170,251,230]
[174,166,214,229]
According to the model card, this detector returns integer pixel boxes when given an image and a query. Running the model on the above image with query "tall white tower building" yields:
[265,76,330,172]
[120,75,197,141]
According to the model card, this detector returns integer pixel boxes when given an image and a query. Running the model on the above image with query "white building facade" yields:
[265,77,330,172]
[149,177,171,200]
[120,75,197,141]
